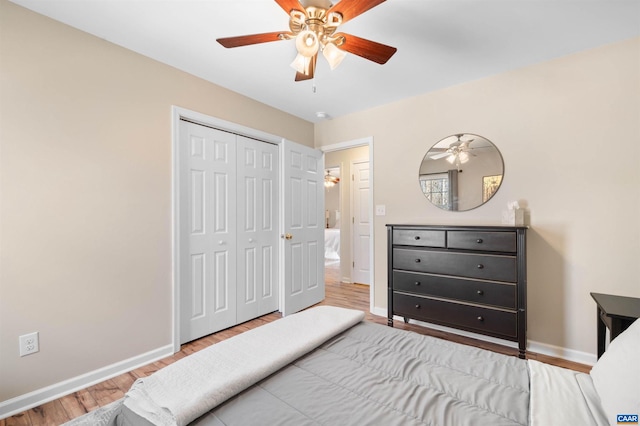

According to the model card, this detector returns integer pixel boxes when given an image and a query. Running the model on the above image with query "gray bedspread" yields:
[84,321,529,426]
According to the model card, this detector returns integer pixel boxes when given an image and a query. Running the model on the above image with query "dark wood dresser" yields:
[387,224,527,358]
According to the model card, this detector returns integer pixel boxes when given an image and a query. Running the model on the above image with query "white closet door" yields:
[352,160,371,285]
[179,121,237,343]
[236,136,279,323]
[281,140,325,316]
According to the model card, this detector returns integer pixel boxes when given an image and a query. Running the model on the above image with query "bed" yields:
[324,227,340,260]
[66,306,639,426]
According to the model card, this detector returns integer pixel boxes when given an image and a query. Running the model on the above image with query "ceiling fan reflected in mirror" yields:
[428,134,477,166]
[216,0,397,81]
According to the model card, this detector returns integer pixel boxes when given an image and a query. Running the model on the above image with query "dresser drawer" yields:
[447,231,516,253]
[393,293,517,339]
[392,271,516,309]
[392,229,446,248]
[393,248,517,282]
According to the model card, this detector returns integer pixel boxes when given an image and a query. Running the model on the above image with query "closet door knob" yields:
[281,233,293,240]
[249,238,255,243]
[219,240,225,245]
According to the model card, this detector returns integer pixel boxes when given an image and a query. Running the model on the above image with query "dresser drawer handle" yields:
[477,316,484,322]
[477,264,484,269]
[414,281,421,286]
[415,258,421,263]
[477,290,484,295]
[414,236,421,240]
[415,304,421,309]
[476,238,483,243]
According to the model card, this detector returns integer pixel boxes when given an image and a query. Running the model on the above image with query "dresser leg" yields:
[387,318,394,327]
[403,317,409,323]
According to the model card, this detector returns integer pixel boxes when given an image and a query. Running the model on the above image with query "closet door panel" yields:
[179,121,237,343]
[237,136,279,323]
[281,141,325,316]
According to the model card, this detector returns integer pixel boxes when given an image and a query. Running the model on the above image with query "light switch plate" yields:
[375,205,386,216]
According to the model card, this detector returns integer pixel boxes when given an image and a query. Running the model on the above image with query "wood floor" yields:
[1,263,591,425]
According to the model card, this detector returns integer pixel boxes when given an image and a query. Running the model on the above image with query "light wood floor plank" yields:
[57,390,99,420]
[26,401,68,426]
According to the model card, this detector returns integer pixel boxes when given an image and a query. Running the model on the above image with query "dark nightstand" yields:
[590,292,640,359]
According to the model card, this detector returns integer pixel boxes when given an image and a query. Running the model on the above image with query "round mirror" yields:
[419,134,504,211]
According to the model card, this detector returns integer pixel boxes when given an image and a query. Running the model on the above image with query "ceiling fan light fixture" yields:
[324,170,340,187]
[458,151,470,164]
[290,53,307,73]
[290,53,316,76]
[295,30,319,57]
[322,42,346,70]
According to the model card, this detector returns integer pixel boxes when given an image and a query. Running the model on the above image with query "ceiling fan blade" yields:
[275,0,305,15]
[429,152,451,160]
[336,33,397,64]
[217,31,292,48]
[328,0,386,25]
[295,53,317,81]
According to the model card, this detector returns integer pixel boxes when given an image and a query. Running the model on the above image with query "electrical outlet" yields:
[19,332,39,357]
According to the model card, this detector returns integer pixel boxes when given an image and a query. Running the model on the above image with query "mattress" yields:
[192,321,530,426]
[65,306,614,426]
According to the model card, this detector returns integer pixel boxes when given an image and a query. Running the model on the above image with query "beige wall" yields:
[316,37,640,359]
[325,146,370,283]
[0,0,313,403]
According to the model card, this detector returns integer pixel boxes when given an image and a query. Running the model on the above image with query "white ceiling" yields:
[9,0,640,123]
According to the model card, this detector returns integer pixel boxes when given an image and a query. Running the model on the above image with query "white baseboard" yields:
[0,344,174,420]
[370,307,596,366]
[527,340,596,366]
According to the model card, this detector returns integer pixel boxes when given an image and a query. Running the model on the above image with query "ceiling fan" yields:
[216,0,397,81]
[428,134,477,165]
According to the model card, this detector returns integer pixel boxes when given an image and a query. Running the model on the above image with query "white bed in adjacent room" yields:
[324,227,340,261]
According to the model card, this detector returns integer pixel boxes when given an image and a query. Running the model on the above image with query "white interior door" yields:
[236,136,279,323]
[179,120,237,343]
[281,140,324,316]
[352,160,370,285]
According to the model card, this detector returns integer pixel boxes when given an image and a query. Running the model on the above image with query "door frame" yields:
[320,137,375,313]
[171,106,286,352]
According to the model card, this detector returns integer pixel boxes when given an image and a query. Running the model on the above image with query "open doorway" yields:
[322,141,372,295]
[324,166,341,285]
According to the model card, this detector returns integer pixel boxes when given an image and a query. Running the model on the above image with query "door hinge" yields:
[352,261,355,268]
